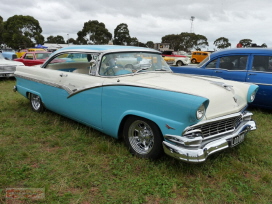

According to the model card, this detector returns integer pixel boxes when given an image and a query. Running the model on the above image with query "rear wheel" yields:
[30,93,45,112]
[123,116,164,159]
[176,61,184,66]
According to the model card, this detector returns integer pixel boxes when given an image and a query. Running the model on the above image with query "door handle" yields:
[215,71,222,73]
[248,73,256,76]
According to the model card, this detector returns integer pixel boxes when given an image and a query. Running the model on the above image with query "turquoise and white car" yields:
[14,45,258,163]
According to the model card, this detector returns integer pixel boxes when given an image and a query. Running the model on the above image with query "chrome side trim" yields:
[14,74,75,95]
[15,73,206,99]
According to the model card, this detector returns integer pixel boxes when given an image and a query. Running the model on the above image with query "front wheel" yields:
[123,116,164,159]
[30,93,45,112]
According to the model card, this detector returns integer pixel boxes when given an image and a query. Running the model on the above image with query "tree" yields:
[193,34,209,50]
[239,39,252,47]
[138,42,147,47]
[0,16,4,46]
[66,38,78,45]
[46,35,65,44]
[146,41,154,48]
[76,20,112,45]
[261,43,267,48]
[161,34,182,51]
[129,37,139,46]
[161,32,209,52]
[2,15,44,49]
[214,37,231,49]
[113,23,131,45]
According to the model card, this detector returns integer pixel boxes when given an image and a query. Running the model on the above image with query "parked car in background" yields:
[162,50,191,66]
[171,48,272,109]
[14,45,258,163]
[1,52,17,60]
[191,51,210,63]
[0,53,24,77]
[16,48,46,58]
[14,52,52,66]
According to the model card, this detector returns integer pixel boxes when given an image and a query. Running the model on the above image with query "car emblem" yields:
[166,124,175,130]
[233,97,238,103]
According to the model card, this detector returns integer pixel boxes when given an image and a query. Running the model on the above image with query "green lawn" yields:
[0,78,271,204]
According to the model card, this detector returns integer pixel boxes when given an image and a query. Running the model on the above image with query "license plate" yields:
[231,134,245,147]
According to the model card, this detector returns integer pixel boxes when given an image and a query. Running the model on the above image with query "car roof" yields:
[53,45,160,55]
[24,51,51,54]
[210,48,272,57]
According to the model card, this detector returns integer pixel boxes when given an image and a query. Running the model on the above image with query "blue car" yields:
[1,52,17,60]
[171,48,272,109]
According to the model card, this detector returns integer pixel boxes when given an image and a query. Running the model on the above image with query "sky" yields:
[1,0,272,50]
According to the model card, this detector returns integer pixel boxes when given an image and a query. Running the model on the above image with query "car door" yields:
[41,53,104,129]
[246,54,272,108]
[204,55,249,82]
[23,53,35,66]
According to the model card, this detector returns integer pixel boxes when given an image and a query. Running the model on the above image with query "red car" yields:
[14,52,51,66]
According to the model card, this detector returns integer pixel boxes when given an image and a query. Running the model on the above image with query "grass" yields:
[0,78,272,204]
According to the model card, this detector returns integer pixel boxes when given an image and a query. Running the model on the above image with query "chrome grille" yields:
[188,115,243,138]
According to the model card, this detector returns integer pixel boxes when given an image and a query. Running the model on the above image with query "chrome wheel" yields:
[128,120,154,154]
[123,116,164,159]
[30,94,45,112]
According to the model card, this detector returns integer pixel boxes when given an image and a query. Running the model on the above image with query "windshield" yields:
[197,55,210,67]
[99,52,171,76]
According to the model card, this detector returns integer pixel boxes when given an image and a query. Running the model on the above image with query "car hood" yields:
[109,72,250,120]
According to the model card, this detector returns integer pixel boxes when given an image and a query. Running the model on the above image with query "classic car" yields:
[171,48,272,109]
[0,53,24,77]
[190,51,210,63]
[14,51,52,66]
[162,50,191,66]
[1,52,18,60]
[16,48,46,58]
[14,45,258,163]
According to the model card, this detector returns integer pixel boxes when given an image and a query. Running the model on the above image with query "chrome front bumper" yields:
[163,115,256,163]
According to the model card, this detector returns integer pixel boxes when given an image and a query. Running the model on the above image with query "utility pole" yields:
[190,16,195,33]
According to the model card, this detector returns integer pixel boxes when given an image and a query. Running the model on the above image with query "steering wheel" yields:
[104,66,115,76]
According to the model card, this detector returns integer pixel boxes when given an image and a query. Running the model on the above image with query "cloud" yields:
[1,0,272,49]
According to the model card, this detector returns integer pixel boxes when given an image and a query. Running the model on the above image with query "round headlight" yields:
[250,91,257,102]
[196,104,206,120]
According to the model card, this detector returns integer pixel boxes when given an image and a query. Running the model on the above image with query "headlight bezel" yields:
[196,104,206,120]
[247,85,259,103]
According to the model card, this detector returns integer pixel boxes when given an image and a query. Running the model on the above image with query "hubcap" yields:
[31,95,41,110]
[128,120,154,155]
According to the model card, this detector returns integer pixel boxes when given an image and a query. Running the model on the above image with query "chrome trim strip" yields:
[15,73,206,99]
[252,82,272,86]
[14,74,75,95]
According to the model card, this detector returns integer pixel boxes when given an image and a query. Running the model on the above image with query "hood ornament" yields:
[210,81,233,91]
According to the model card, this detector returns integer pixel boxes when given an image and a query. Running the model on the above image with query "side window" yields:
[206,59,217,68]
[252,55,272,72]
[45,52,92,74]
[219,55,248,70]
[25,54,34,60]
[202,53,208,56]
